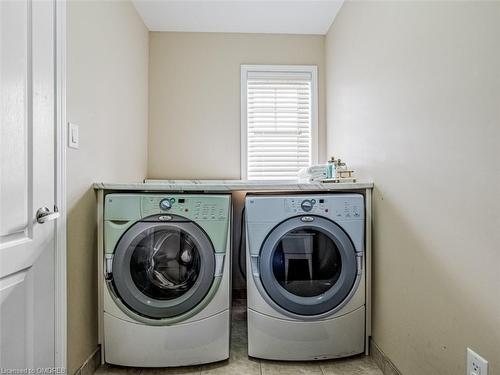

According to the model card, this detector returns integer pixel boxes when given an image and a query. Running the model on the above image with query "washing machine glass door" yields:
[258,216,359,316]
[112,218,215,319]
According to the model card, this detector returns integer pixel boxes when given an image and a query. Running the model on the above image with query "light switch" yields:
[68,122,79,149]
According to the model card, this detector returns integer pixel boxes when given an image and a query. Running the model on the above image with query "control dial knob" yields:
[301,199,313,212]
[159,198,172,211]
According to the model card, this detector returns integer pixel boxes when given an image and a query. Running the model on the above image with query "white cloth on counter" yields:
[297,164,327,182]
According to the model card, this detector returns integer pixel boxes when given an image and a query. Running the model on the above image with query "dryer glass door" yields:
[258,216,360,316]
[272,229,341,297]
[112,219,215,319]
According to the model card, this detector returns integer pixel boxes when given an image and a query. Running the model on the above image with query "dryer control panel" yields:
[284,195,364,220]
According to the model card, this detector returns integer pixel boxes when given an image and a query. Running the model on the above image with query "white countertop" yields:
[93,179,373,192]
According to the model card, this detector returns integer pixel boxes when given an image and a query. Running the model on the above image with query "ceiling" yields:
[132,1,344,35]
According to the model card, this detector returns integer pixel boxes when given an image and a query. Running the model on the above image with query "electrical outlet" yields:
[467,348,488,375]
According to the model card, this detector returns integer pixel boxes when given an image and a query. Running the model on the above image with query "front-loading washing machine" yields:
[245,193,366,360]
[102,193,231,367]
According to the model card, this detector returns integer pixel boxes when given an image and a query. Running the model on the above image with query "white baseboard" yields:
[75,346,101,375]
[370,338,403,375]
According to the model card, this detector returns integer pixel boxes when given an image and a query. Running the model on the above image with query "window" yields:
[241,65,318,180]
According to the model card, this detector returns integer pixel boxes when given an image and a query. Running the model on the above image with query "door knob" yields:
[36,206,60,224]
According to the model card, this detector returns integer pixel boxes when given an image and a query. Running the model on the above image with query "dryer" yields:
[245,193,365,360]
[102,194,231,367]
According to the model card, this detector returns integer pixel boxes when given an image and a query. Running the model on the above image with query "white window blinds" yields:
[242,67,316,180]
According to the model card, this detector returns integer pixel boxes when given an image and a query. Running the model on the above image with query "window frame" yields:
[240,64,319,180]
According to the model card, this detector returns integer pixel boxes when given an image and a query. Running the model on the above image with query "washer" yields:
[102,194,231,367]
[245,193,366,361]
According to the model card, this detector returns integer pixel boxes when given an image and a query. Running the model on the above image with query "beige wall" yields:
[66,1,149,372]
[325,1,500,374]
[148,32,326,179]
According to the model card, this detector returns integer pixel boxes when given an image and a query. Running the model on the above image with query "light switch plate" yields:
[68,122,79,149]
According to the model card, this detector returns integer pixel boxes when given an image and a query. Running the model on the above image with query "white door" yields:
[0,0,60,369]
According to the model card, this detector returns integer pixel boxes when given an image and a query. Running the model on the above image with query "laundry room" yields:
[0,1,499,375]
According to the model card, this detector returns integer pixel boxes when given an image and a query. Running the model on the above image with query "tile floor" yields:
[96,301,382,375]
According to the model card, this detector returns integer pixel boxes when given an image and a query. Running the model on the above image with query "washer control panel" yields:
[285,195,364,219]
[141,195,229,221]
